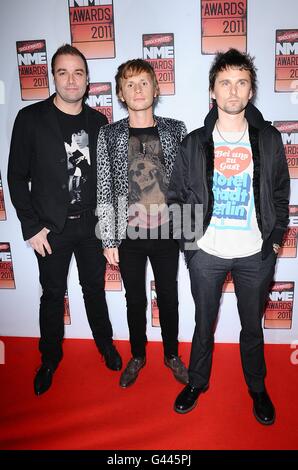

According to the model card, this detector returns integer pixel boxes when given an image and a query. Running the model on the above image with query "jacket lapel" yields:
[43,95,67,160]
[156,116,175,180]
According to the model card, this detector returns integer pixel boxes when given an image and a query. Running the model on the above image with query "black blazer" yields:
[8,94,108,240]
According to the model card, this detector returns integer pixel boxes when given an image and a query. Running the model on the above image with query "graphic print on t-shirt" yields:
[127,128,168,229]
[198,127,262,258]
[64,129,90,207]
[211,137,254,230]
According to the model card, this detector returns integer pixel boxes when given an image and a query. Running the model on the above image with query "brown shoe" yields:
[120,357,146,388]
[164,355,188,384]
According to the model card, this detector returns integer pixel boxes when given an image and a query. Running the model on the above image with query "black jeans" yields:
[188,250,276,392]
[119,237,179,358]
[36,212,113,369]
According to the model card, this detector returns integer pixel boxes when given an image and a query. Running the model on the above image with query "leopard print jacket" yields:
[96,115,187,248]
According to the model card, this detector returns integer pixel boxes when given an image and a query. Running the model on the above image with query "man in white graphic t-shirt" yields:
[168,49,290,425]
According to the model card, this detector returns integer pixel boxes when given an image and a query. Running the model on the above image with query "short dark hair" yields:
[209,48,257,95]
[115,58,159,100]
[51,43,89,78]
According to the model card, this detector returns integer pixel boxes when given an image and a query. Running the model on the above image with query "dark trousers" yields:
[188,249,276,392]
[36,212,113,369]
[119,237,179,358]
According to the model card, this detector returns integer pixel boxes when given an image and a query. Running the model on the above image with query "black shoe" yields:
[102,344,122,371]
[34,365,54,396]
[174,384,206,414]
[164,355,188,385]
[249,389,275,425]
[120,357,146,388]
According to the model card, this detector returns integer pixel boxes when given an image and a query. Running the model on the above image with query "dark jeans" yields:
[119,237,179,358]
[35,212,113,369]
[188,249,276,392]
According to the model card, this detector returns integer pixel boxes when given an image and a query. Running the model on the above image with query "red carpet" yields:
[0,337,297,450]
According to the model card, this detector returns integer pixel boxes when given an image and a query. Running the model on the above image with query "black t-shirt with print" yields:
[55,106,93,215]
[128,126,168,229]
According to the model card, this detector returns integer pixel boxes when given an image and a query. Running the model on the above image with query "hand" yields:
[103,247,119,266]
[272,243,280,255]
[28,228,52,257]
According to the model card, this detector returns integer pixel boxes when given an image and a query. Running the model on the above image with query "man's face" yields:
[119,72,157,112]
[211,67,253,115]
[53,54,88,105]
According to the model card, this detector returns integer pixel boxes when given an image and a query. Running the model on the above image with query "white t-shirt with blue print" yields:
[197,125,262,258]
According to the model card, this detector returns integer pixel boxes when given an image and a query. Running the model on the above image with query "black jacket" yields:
[167,102,290,263]
[7,94,108,240]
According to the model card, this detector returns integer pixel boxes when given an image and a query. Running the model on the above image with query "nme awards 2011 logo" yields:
[16,40,50,101]
[275,29,298,92]
[68,0,115,59]
[0,171,7,221]
[201,0,247,54]
[86,82,113,123]
[0,243,16,289]
[143,33,175,95]
[274,121,298,179]
[264,282,294,329]
[279,205,298,258]
[105,264,122,291]
[223,276,295,330]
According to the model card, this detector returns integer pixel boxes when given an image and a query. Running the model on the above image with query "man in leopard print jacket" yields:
[97,59,188,388]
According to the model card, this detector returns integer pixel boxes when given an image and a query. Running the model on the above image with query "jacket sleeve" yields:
[96,127,119,249]
[166,121,188,204]
[180,122,187,141]
[167,137,191,246]
[7,110,44,240]
[272,132,290,245]
[167,137,189,208]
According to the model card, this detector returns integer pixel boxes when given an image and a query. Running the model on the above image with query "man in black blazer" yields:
[8,44,122,396]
